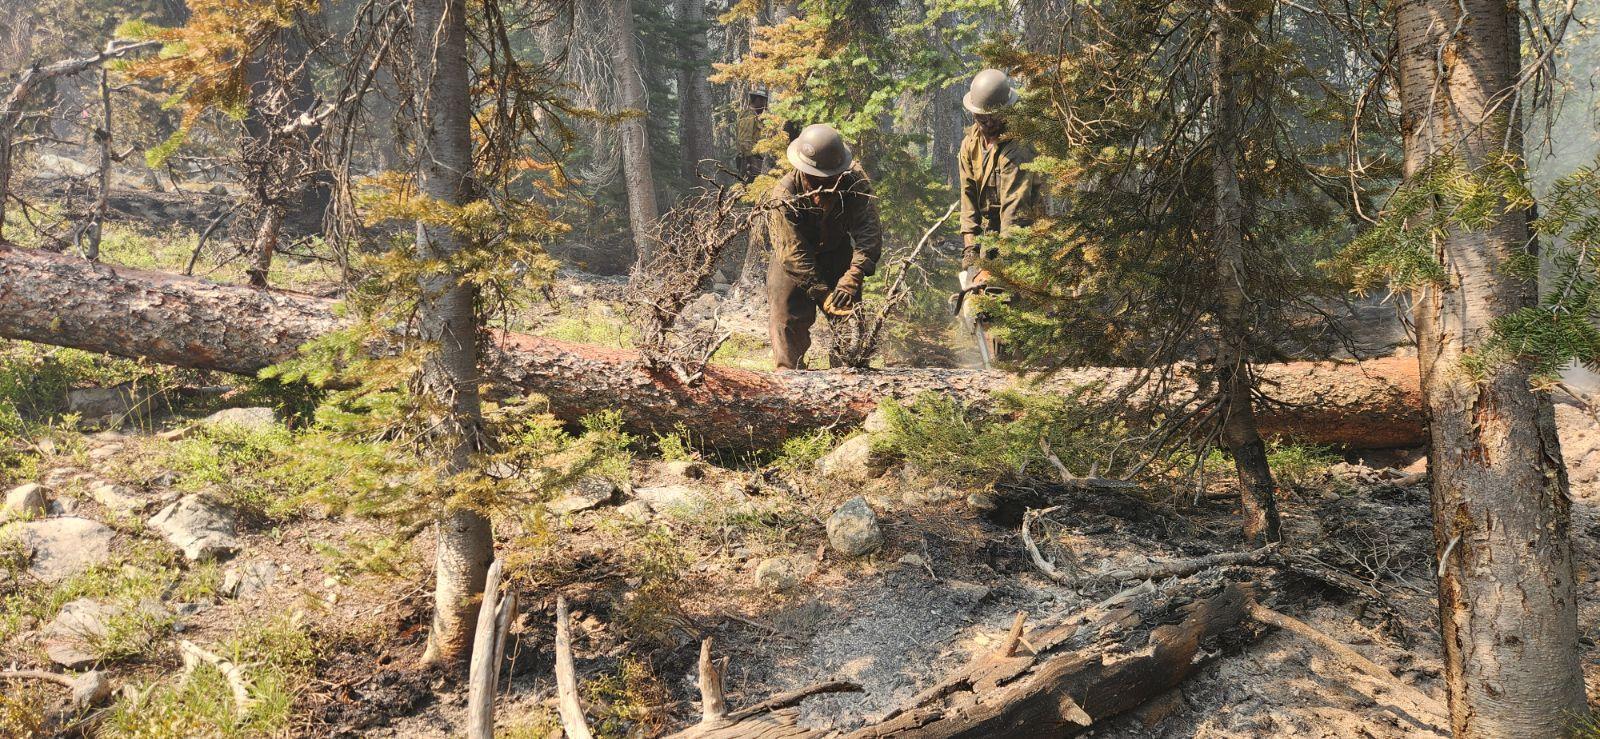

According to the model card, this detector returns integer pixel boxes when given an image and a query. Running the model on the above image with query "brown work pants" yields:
[768,254,849,370]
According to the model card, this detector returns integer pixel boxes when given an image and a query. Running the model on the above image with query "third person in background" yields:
[957,68,1039,365]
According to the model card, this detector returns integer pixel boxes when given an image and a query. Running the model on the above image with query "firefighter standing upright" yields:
[765,124,883,370]
[957,68,1039,365]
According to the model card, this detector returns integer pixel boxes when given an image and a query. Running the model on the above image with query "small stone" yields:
[616,500,653,523]
[862,407,893,434]
[208,183,230,196]
[966,492,996,513]
[199,407,277,432]
[897,553,928,570]
[221,560,279,599]
[67,383,161,426]
[902,485,959,507]
[665,460,705,479]
[0,517,115,582]
[147,495,240,561]
[91,482,149,514]
[547,477,621,515]
[3,483,47,520]
[88,446,119,462]
[826,496,883,558]
[754,556,810,592]
[635,485,702,514]
[816,435,892,482]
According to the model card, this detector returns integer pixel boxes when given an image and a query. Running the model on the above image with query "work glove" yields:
[824,275,862,316]
[824,287,859,316]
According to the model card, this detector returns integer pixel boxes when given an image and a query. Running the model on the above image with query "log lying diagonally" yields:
[0,245,1425,450]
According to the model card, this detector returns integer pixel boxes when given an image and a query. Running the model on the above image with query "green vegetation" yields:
[873,389,1124,486]
[101,616,318,738]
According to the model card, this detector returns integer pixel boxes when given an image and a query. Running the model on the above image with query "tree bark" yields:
[411,0,492,670]
[1397,0,1586,734]
[675,0,713,183]
[0,244,1427,453]
[1209,0,1279,545]
[246,205,284,288]
[613,0,660,262]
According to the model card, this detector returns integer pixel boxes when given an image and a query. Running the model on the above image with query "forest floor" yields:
[3,188,1599,738]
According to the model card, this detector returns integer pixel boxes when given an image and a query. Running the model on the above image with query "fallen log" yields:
[840,577,1257,738]
[0,245,1425,449]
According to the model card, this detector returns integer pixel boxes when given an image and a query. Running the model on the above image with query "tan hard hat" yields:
[963,69,1020,115]
[786,124,853,178]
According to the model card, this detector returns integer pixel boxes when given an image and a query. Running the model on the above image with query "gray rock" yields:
[816,435,892,482]
[826,496,883,557]
[90,482,151,514]
[754,556,811,592]
[547,477,621,516]
[221,559,279,599]
[0,517,115,582]
[3,482,46,520]
[67,382,161,426]
[199,406,277,432]
[635,485,702,514]
[148,495,240,561]
[208,183,230,196]
[862,407,893,434]
[43,598,168,668]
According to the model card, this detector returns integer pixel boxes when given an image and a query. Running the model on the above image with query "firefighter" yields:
[956,68,1039,364]
[959,68,1039,274]
[733,90,770,181]
[765,124,883,370]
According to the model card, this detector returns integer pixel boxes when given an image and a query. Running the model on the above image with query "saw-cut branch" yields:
[467,559,505,739]
[554,595,594,739]
[178,639,254,717]
[0,245,1426,450]
[668,637,862,738]
[0,669,112,708]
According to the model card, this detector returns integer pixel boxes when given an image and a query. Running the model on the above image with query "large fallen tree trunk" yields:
[0,245,1424,449]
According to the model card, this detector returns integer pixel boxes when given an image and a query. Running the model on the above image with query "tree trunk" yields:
[1397,0,1586,734]
[0,244,1427,453]
[613,0,659,262]
[675,0,713,183]
[85,66,112,262]
[1209,1,1279,545]
[245,205,283,288]
[411,0,492,670]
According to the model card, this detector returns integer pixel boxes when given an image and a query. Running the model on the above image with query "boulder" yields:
[148,495,240,561]
[2,482,46,520]
[816,435,892,482]
[199,406,277,432]
[754,556,811,592]
[635,485,703,514]
[547,477,621,515]
[0,517,115,582]
[826,496,883,558]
